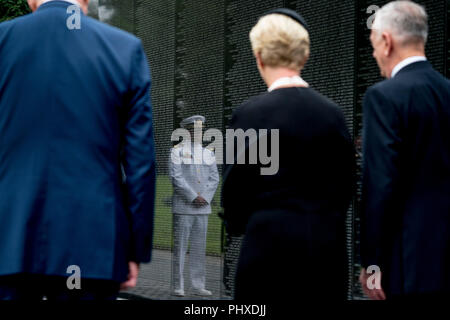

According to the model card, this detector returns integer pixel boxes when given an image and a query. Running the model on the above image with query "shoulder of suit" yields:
[230,93,268,127]
[170,144,183,156]
[302,87,341,110]
[364,80,408,115]
[0,12,29,32]
[366,80,392,97]
[243,91,274,109]
[234,93,269,114]
[371,75,423,99]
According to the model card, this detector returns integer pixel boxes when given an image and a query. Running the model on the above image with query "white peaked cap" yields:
[180,115,206,128]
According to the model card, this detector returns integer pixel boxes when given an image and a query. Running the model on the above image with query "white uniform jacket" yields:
[169,143,219,215]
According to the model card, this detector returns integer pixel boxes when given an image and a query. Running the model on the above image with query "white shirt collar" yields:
[268,76,309,92]
[42,0,81,6]
[391,56,427,78]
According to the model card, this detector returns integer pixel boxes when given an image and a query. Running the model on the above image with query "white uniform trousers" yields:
[172,214,209,291]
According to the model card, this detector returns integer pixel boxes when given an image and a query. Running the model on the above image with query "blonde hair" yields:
[249,13,310,70]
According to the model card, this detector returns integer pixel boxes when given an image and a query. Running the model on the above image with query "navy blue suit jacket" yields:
[362,61,450,295]
[0,1,156,282]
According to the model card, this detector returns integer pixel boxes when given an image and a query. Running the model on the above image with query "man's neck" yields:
[38,0,87,14]
[41,0,81,6]
[387,49,426,78]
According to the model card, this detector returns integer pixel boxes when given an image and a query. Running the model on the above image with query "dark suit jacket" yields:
[221,87,354,299]
[0,1,156,282]
[222,87,354,233]
[362,61,450,296]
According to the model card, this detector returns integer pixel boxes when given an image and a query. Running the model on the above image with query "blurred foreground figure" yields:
[169,115,219,297]
[0,0,156,300]
[221,8,354,301]
[360,1,450,300]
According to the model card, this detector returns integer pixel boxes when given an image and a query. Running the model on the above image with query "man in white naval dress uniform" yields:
[169,115,219,297]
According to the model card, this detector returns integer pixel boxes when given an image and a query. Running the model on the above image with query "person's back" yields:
[373,62,450,202]
[221,10,354,300]
[223,87,353,300]
[360,0,450,299]
[223,87,354,218]
[364,61,450,294]
[0,0,156,298]
[396,63,450,294]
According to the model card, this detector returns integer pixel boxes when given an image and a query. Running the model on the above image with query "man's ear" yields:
[27,0,38,12]
[381,31,394,57]
[80,0,90,14]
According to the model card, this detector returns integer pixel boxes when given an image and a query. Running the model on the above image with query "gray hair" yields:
[372,1,428,46]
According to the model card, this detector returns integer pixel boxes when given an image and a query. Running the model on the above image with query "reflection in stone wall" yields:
[88,0,450,300]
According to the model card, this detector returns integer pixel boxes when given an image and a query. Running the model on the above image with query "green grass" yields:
[153,175,223,256]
